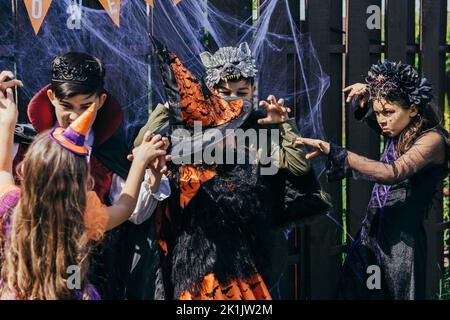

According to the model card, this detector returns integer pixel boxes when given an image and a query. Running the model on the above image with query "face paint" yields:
[373,99,417,138]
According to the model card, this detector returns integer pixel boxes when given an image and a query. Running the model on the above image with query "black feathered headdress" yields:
[366,60,433,107]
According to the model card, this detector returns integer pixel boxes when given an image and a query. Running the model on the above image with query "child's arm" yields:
[0,71,23,187]
[0,126,15,187]
[339,131,445,185]
[147,144,169,192]
[105,134,167,230]
[149,170,162,193]
[127,172,171,225]
[277,118,311,176]
[296,130,446,185]
[122,133,170,225]
[108,170,171,225]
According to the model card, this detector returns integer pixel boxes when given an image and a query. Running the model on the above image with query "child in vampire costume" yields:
[299,60,450,300]
[126,40,331,300]
[11,52,170,299]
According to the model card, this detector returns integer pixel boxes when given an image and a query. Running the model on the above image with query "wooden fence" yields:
[0,0,449,299]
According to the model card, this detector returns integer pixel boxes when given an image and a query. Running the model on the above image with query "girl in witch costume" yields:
[296,60,450,300]
[0,86,169,299]
[9,52,171,299]
[128,40,331,300]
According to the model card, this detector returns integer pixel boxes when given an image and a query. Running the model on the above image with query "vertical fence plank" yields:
[306,0,344,299]
[345,0,381,240]
[207,0,253,51]
[257,0,303,300]
[420,0,447,300]
[386,0,416,65]
[286,0,304,300]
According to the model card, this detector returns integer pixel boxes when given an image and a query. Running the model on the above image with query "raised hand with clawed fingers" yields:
[295,137,330,160]
[0,70,23,92]
[257,95,291,125]
[0,70,22,186]
[343,83,369,108]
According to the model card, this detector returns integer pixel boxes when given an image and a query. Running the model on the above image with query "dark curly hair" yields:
[366,60,447,156]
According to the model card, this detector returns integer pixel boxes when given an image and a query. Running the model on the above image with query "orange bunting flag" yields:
[98,0,121,27]
[146,0,182,8]
[24,0,53,35]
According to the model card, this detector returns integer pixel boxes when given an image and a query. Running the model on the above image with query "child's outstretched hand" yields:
[343,83,369,108]
[107,133,169,231]
[258,95,291,125]
[127,132,171,172]
[295,137,330,160]
[132,133,167,166]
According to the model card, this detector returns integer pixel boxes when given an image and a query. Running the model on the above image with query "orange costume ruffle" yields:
[179,273,271,300]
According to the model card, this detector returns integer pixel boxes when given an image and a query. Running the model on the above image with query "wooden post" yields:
[287,0,304,300]
[385,0,416,65]
[345,0,381,240]
[305,0,344,299]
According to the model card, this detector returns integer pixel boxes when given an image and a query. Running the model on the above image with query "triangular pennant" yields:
[146,0,182,8]
[24,0,53,35]
[98,0,121,27]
